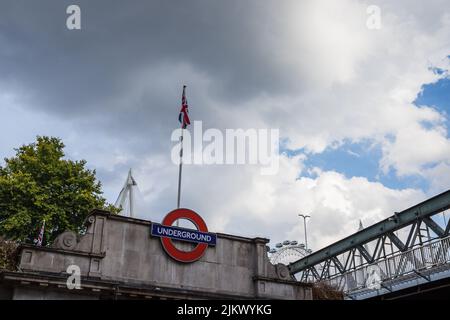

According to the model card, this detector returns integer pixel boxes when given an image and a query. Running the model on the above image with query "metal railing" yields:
[321,235,450,293]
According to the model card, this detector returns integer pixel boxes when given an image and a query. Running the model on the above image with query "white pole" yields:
[299,214,310,250]
[129,180,134,218]
[177,127,184,211]
[176,85,188,227]
[176,96,186,227]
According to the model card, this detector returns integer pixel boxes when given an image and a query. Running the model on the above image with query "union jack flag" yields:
[35,220,45,246]
[178,85,190,129]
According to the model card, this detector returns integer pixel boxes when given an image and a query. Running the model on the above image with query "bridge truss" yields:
[288,189,450,299]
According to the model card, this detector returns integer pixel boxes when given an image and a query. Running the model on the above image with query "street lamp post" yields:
[298,214,310,251]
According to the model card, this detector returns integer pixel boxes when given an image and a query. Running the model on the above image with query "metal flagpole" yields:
[176,85,187,227]
[177,126,184,210]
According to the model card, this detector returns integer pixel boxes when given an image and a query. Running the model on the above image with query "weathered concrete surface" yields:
[3,210,312,300]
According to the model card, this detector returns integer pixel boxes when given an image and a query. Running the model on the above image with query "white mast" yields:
[115,169,138,218]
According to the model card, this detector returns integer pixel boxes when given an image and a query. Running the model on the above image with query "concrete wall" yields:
[15,210,311,299]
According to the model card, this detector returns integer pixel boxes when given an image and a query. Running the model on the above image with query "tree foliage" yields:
[0,237,19,271]
[0,136,117,244]
[312,282,344,300]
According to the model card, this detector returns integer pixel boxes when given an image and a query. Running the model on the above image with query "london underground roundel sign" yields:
[150,208,217,263]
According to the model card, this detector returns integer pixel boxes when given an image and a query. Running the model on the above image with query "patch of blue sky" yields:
[282,139,429,191]
[280,58,448,192]
[414,72,450,136]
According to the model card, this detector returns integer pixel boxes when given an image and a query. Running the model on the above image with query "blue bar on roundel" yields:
[150,223,216,246]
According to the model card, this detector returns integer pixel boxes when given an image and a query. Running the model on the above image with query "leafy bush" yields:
[312,282,344,300]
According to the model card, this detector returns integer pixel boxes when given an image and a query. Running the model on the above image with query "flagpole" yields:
[177,126,184,210]
[176,85,187,227]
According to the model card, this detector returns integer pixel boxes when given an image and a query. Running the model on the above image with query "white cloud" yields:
[222,0,450,190]
[123,152,425,250]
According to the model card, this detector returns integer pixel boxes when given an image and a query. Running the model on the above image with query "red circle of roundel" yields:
[160,208,209,263]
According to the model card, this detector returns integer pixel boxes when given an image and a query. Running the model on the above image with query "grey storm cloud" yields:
[0,0,320,164]
[0,0,304,118]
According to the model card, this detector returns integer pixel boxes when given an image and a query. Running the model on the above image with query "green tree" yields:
[0,136,117,244]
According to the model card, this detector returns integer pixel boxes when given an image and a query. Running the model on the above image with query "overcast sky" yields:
[1,0,449,251]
